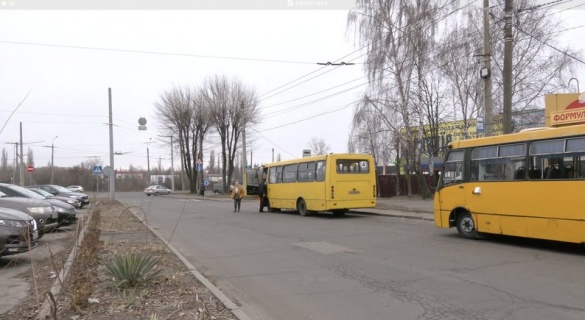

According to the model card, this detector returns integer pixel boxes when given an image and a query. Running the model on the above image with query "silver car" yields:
[0,207,38,256]
[144,185,172,196]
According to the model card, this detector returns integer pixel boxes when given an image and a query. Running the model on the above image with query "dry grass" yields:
[2,200,237,320]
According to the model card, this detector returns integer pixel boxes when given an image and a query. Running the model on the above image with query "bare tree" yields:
[155,85,210,193]
[206,75,260,192]
[349,94,394,168]
[489,0,580,130]
[348,0,451,197]
[308,137,331,156]
[26,147,34,167]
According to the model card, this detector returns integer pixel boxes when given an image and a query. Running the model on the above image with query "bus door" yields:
[436,150,467,226]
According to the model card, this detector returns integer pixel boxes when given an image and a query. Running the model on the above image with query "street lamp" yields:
[568,78,580,93]
[51,136,58,184]
[158,134,175,191]
[146,138,152,184]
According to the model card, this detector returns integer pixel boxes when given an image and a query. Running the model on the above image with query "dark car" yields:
[0,183,78,227]
[28,187,82,209]
[28,184,90,207]
[144,185,172,196]
[0,192,58,238]
[0,207,38,257]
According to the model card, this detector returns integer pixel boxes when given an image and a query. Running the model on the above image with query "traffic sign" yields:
[204,180,209,186]
[93,165,103,175]
[26,165,34,173]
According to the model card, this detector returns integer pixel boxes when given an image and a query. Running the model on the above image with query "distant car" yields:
[0,191,58,238]
[0,207,38,257]
[28,184,90,207]
[67,185,85,192]
[144,185,171,196]
[28,187,83,209]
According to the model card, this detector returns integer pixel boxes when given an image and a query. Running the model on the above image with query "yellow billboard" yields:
[545,93,585,126]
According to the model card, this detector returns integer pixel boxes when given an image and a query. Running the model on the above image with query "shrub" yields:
[105,253,164,288]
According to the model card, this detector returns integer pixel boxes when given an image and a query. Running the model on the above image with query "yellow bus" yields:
[434,124,585,243]
[258,153,376,216]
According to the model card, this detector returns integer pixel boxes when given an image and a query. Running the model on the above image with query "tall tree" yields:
[348,0,450,197]
[155,85,205,193]
[206,75,260,192]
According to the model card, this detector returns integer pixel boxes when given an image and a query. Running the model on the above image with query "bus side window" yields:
[316,161,326,182]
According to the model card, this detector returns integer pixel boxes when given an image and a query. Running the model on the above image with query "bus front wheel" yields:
[298,199,309,216]
[456,212,477,239]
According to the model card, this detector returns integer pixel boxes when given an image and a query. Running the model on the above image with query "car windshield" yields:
[30,188,53,197]
[9,185,46,200]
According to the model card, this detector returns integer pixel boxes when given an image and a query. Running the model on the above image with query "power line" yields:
[0,40,317,65]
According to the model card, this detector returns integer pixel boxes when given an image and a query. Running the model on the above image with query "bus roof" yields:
[448,124,585,149]
[264,153,373,167]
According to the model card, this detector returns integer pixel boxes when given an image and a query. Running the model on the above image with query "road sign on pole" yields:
[93,165,103,175]
[26,166,34,173]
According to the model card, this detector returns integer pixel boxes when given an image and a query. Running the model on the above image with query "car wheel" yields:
[456,211,477,239]
[297,199,309,216]
[154,192,159,196]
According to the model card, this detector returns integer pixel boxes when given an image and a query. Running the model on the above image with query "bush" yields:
[105,253,164,288]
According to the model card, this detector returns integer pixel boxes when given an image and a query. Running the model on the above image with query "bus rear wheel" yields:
[456,212,477,239]
[298,199,309,216]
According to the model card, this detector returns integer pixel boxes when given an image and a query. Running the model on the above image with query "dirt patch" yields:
[1,200,237,320]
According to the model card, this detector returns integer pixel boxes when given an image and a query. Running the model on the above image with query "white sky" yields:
[0,2,583,173]
[0,8,366,172]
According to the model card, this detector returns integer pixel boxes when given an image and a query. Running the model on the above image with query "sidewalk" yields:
[353,196,435,221]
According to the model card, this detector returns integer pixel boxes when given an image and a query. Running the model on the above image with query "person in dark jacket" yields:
[258,179,267,212]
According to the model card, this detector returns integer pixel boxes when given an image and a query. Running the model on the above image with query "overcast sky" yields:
[0,1,583,174]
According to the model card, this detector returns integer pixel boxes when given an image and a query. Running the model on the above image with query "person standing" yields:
[231,181,244,212]
[258,178,267,212]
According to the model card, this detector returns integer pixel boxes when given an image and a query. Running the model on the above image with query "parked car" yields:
[0,191,58,238]
[28,187,82,209]
[144,185,171,196]
[0,183,78,227]
[0,207,38,257]
[28,184,90,207]
[67,185,84,192]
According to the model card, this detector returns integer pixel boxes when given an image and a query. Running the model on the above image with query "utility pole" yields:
[482,0,493,137]
[147,139,151,185]
[241,102,247,170]
[19,122,24,186]
[502,0,514,134]
[51,136,57,184]
[108,88,115,200]
[43,136,59,184]
[158,134,176,191]
[170,136,174,191]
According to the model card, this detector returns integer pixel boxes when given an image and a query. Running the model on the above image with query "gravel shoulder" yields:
[1,199,238,320]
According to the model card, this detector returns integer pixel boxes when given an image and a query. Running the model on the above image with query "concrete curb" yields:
[37,203,98,320]
[124,202,253,320]
[351,209,434,221]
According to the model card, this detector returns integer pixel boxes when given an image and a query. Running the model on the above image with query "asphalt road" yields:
[119,192,585,320]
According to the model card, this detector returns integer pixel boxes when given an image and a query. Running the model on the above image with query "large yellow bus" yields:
[434,124,585,243]
[252,153,376,216]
